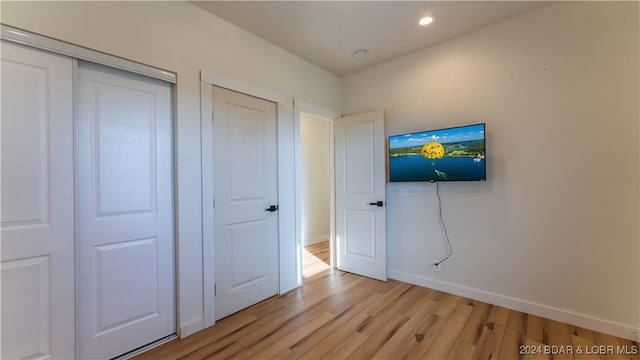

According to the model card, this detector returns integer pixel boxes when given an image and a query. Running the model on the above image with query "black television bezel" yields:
[388,123,486,183]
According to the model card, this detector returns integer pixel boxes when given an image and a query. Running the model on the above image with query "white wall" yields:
[3,0,638,343]
[1,0,341,338]
[300,113,331,246]
[342,2,639,340]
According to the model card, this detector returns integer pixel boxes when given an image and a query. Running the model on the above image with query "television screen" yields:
[389,123,486,182]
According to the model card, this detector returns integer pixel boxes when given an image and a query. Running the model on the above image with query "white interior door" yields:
[335,109,387,281]
[1,41,76,360]
[213,86,279,320]
[75,61,175,359]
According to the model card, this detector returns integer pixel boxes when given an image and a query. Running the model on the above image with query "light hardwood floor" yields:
[135,241,638,359]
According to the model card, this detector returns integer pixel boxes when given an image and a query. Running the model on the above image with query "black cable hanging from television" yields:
[434,182,452,266]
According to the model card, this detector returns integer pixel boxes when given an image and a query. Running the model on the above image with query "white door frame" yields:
[200,71,286,327]
[293,100,340,271]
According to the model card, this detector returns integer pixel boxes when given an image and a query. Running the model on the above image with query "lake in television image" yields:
[389,123,486,182]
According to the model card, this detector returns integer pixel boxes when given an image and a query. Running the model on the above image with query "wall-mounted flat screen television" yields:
[389,123,486,182]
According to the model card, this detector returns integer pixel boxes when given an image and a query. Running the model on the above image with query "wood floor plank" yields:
[273,349,302,360]
[302,277,374,318]
[238,312,334,360]
[180,309,295,359]
[248,298,291,320]
[321,331,369,360]
[525,314,547,344]
[133,312,258,359]
[396,286,436,318]
[496,309,526,360]
[446,342,477,360]
[593,332,639,360]
[434,293,463,317]
[572,333,602,360]
[547,319,576,360]
[470,318,506,360]
[347,313,409,359]
[359,280,411,318]
[291,293,382,357]
[234,308,303,348]
[469,305,510,359]
[297,312,372,359]
[420,302,475,359]
[395,313,449,359]
[357,285,422,337]
[522,339,551,360]
[194,341,245,360]
[133,241,639,360]
[371,299,439,359]
[232,319,305,359]
[487,304,511,325]
[615,337,640,360]
[287,272,363,313]
[453,301,492,348]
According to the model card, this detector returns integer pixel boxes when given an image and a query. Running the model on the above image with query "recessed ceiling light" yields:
[353,49,368,59]
[419,16,435,26]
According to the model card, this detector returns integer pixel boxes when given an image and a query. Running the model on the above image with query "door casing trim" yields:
[293,99,340,273]
[200,71,286,328]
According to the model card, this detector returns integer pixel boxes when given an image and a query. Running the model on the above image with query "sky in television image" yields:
[389,124,486,182]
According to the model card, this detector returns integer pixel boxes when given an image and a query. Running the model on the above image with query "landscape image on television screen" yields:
[389,123,486,182]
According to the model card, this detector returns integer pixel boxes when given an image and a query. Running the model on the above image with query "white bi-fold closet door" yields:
[1,40,175,359]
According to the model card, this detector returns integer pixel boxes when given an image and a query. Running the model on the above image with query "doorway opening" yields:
[296,108,387,283]
[299,112,333,278]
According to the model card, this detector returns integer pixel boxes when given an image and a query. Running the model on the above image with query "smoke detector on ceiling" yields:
[353,49,368,59]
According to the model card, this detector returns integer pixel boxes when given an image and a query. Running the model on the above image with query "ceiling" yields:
[192,1,551,76]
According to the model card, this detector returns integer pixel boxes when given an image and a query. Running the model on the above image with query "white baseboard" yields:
[179,317,206,338]
[388,269,639,342]
[303,235,330,246]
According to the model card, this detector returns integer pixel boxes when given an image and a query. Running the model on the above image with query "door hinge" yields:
[213,197,215,209]
[214,284,216,296]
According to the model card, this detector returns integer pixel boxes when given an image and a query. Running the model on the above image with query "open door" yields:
[334,109,387,281]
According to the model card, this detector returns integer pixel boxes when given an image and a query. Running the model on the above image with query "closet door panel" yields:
[76,61,175,359]
[1,41,75,360]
